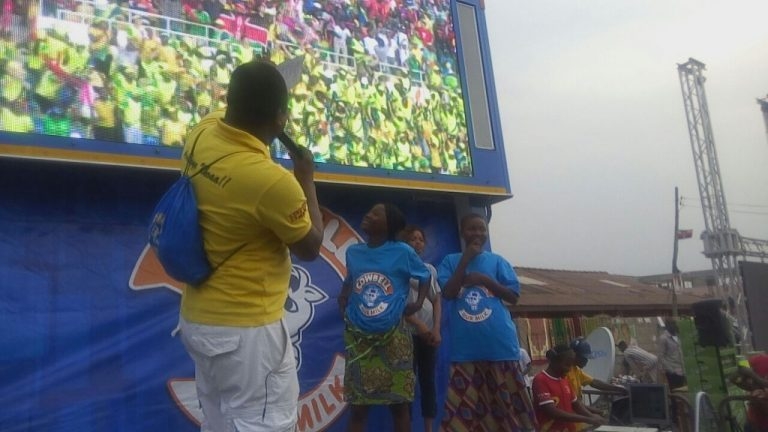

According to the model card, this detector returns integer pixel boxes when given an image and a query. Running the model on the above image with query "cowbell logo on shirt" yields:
[129,208,363,432]
[458,286,493,323]
[354,272,394,317]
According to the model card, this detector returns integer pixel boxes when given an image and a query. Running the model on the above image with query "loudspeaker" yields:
[691,299,732,347]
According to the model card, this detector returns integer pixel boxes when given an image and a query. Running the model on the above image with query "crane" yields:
[677,58,768,351]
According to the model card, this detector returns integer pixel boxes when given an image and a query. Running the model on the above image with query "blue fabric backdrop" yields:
[0,159,462,432]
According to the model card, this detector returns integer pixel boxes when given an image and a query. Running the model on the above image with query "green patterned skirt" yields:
[343,321,415,405]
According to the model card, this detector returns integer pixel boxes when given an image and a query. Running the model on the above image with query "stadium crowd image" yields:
[0,0,473,175]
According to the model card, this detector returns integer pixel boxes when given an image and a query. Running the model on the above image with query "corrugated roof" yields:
[513,267,714,318]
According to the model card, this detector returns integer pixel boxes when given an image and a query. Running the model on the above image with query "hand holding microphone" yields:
[280,129,324,258]
[278,131,301,155]
[280,131,315,184]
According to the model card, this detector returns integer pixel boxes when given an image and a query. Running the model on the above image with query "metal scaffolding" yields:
[677,58,768,350]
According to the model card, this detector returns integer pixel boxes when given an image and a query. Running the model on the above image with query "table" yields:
[594,427,659,432]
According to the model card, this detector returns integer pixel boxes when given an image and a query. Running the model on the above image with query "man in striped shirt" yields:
[617,340,659,383]
[658,319,686,390]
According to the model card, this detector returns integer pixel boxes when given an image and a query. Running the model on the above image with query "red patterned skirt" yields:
[440,361,537,432]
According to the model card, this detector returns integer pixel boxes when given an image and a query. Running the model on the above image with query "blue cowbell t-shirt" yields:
[438,251,522,362]
[344,241,431,334]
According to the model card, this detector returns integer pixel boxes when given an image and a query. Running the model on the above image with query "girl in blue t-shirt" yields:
[338,203,431,432]
[438,213,537,431]
[401,224,442,432]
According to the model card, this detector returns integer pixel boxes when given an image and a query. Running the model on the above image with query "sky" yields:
[484,0,768,276]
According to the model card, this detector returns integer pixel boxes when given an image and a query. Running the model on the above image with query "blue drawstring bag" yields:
[148,174,211,285]
[148,135,244,285]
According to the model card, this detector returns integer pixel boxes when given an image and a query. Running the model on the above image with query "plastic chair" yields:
[694,392,718,432]
[671,393,694,432]
[716,395,761,432]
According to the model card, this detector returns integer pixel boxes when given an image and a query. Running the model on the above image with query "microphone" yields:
[278,131,302,157]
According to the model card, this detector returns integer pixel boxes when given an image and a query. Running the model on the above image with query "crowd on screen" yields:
[0,0,472,175]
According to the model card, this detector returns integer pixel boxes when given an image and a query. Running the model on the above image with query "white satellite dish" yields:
[582,327,616,383]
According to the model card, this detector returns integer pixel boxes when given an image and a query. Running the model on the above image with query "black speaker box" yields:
[691,299,732,347]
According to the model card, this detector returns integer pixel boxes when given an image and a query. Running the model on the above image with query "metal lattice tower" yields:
[677,58,768,350]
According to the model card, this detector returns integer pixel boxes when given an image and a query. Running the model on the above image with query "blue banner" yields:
[0,160,460,432]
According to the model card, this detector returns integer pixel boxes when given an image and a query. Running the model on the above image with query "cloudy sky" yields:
[484,0,768,276]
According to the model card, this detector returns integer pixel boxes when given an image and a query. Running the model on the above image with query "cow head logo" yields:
[465,289,482,311]
[284,265,328,371]
[458,287,493,323]
[362,285,380,307]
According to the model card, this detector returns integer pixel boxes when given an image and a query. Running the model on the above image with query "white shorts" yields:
[180,317,298,432]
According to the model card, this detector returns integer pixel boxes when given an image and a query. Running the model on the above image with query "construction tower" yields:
[677,58,768,350]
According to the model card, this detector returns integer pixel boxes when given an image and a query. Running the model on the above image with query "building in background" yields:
[512,267,714,361]
[639,269,718,297]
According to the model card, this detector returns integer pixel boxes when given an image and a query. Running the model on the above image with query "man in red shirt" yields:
[732,354,768,432]
[414,18,433,48]
[533,344,606,432]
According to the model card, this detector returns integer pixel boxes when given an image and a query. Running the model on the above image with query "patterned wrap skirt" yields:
[440,360,537,432]
[343,320,416,405]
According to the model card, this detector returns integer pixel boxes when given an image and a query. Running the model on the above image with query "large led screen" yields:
[0,0,473,176]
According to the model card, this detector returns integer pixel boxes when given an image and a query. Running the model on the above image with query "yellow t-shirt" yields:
[35,70,62,100]
[180,111,312,327]
[157,79,177,106]
[0,108,34,133]
[93,99,116,127]
[121,97,141,126]
[139,38,160,62]
[312,134,330,160]
[88,27,109,55]
[566,366,594,401]
[159,118,186,146]
[1,76,23,102]
[197,91,212,110]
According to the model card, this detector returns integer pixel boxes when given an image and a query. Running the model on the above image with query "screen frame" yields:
[628,383,671,426]
[0,0,511,198]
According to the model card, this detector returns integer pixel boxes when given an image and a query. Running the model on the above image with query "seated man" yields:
[731,354,768,432]
[567,338,628,415]
[533,343,607,432]
[617,340,659,383]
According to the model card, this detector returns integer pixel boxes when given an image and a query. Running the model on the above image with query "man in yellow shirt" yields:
[92,89,119,142]
[178,61,323,432]
[0,104,34,133]
[120,90,142,144]
[157,107,186,146]
[567,338,627,416]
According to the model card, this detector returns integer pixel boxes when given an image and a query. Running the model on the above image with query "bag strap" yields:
[182,130,251,179]
[210,242,248,273]
[181,133,254,278]
[182,132,202,177]
[188,150,253,180]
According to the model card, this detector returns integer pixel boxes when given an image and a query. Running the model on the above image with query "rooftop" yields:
[514,267,714,317]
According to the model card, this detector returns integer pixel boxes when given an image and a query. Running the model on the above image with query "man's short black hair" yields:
[226,60,288,127]
[546,343,573,362]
